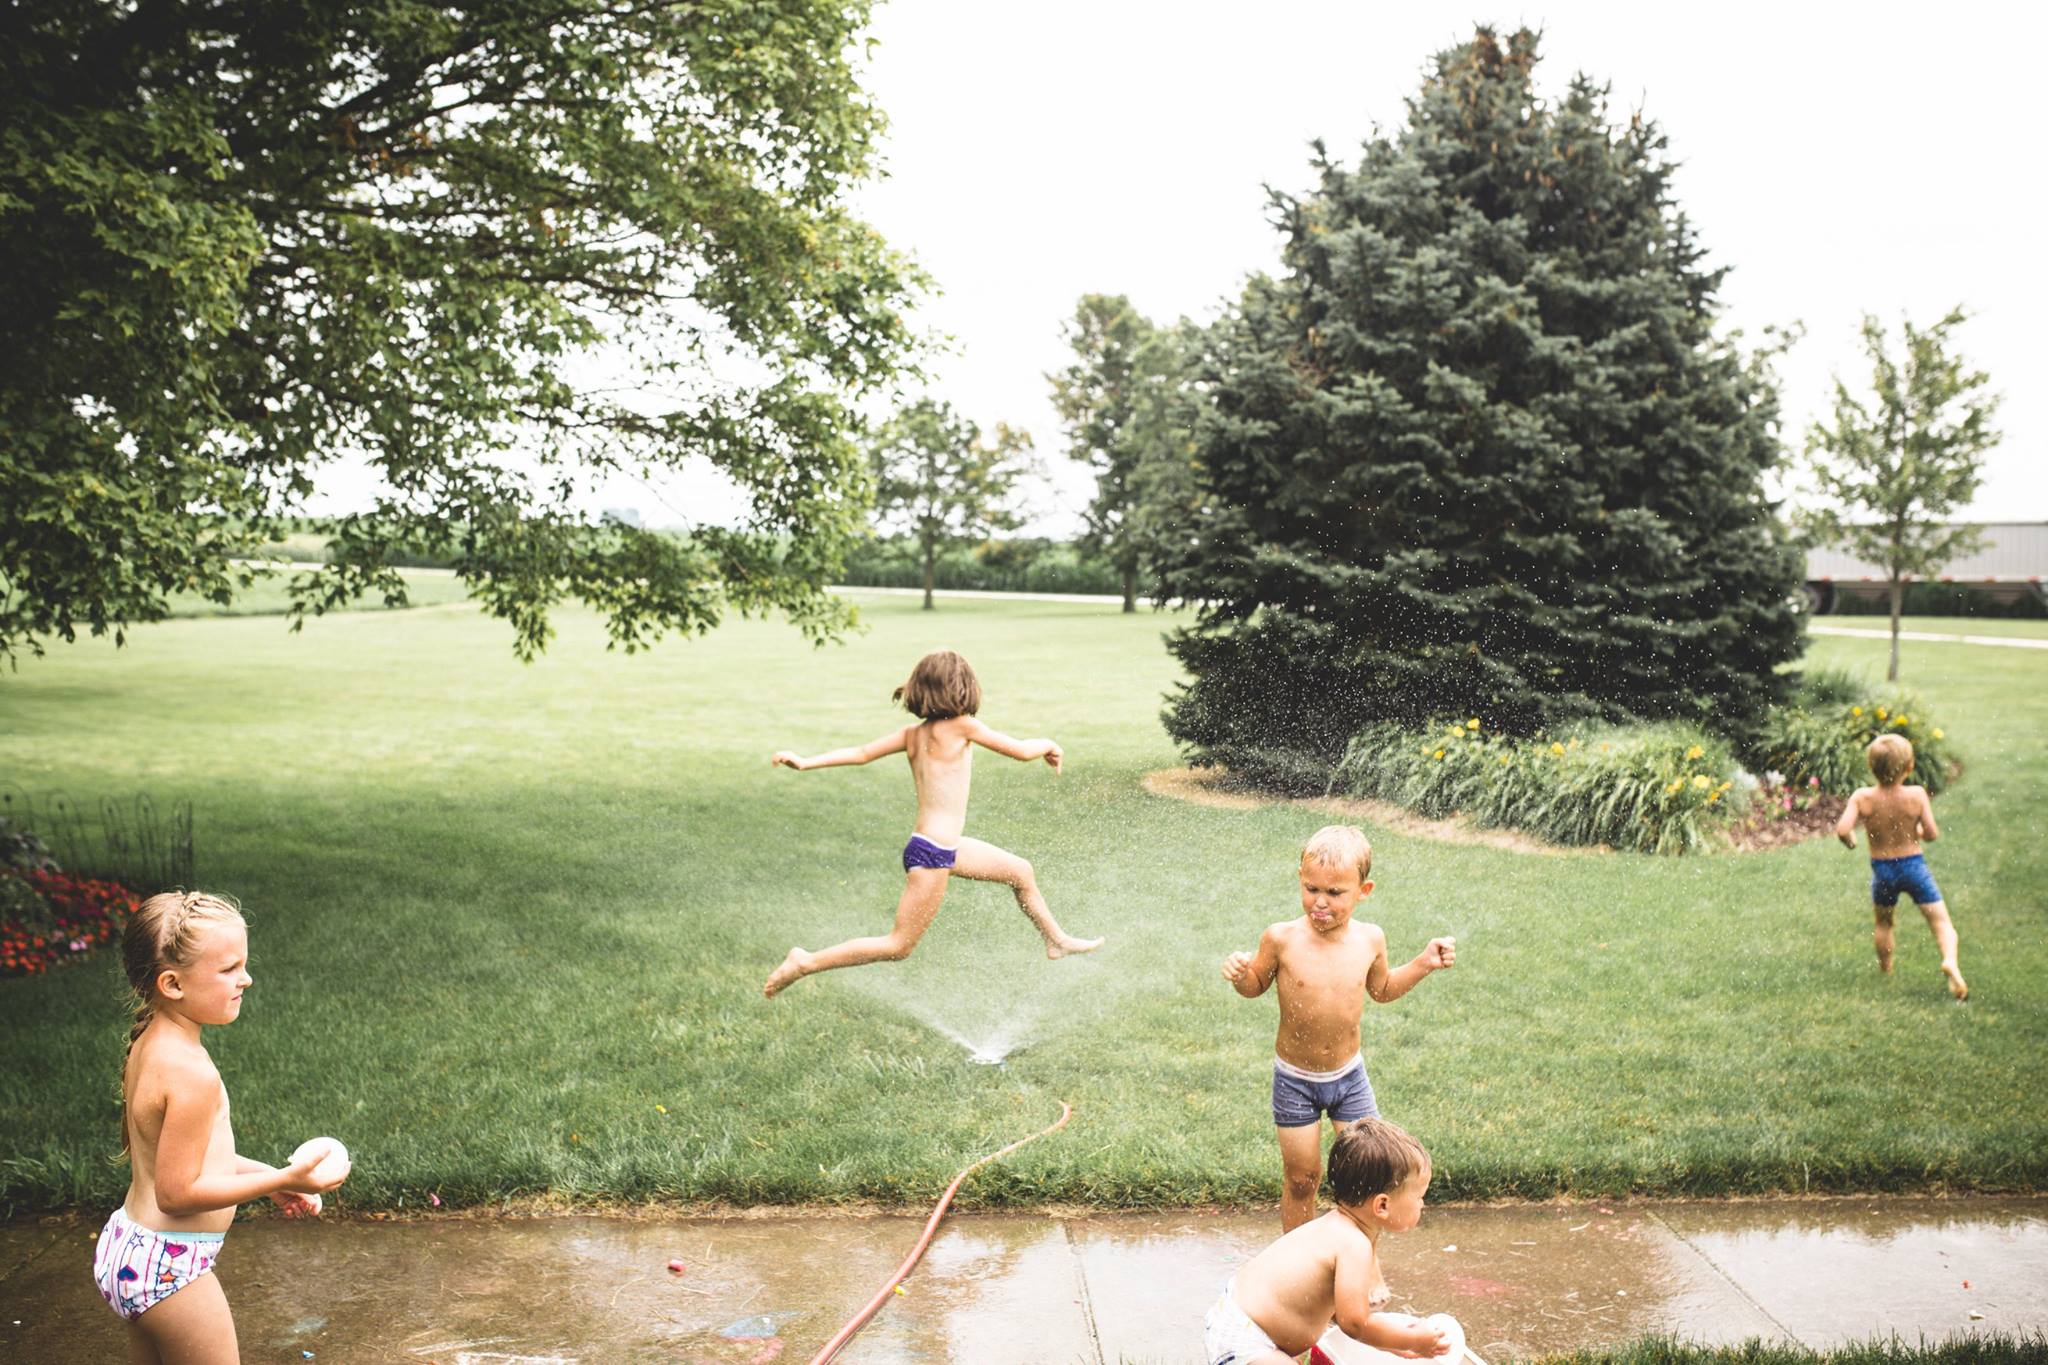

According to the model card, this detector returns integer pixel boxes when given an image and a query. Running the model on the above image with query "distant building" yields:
[600,507,643,529]
[1804,521,2047,613]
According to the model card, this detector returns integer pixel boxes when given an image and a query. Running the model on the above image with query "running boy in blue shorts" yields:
[1837,733,1967,1000]
[1221,826,1456,1234]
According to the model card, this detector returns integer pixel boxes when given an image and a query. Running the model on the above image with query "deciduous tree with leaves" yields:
[1,0,922,661]
[869,400,1034,610]
[1802,309,2002,680]
[1048,295,1205,611]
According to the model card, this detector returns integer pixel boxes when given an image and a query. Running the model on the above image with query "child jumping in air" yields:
[763,649,1104,997]
[1837,733,1967,1000]
[94,892,348,1363]
[1222,826,1455,1235]
[1205,1117,1464,1365]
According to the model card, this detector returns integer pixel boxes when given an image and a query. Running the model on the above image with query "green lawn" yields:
[1814,615,2048,641]
[163,566,474,618]
[1,593,2043,1213]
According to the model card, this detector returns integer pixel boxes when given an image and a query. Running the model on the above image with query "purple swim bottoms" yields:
[902,833,958,872]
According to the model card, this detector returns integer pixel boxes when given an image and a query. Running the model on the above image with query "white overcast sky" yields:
[304,2,2043,536]
[843,0,2045,536]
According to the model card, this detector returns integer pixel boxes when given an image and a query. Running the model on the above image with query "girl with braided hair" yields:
[91,891,348,1362]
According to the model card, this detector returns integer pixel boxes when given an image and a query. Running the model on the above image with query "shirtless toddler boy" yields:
[1222,825,1455,1231]
[1836,733,1967,1000]
[1205,1117,1462,1365]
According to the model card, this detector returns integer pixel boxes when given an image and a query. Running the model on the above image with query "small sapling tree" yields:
[870,400,1035,610]
[1802,309,2003,680]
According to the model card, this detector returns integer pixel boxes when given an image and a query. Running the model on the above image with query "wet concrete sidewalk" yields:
[4,1197,2043,1363]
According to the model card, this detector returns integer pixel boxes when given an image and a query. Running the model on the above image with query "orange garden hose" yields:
[808,1100,1074,1365]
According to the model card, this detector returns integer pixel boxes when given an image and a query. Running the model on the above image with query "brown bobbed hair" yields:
[1867,733,1915,785]
[893,650,981,720]
[1328,1116,1431,1207]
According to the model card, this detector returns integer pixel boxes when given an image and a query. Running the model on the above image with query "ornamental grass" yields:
[1333,719,1744,854]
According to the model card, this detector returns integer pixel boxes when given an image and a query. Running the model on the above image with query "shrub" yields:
[1747,680,1956,796]
[1,869,141,977]
[1332,720,1745,854]
[839,535,1122,596]
[0,817,58,873]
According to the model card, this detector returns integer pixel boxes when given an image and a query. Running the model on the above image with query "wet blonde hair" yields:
[1302,824,1372,881]
[1329,1116,1431,1206]
[1867,733,1915,785]
[119,891,245,1148]
[893,650,981,720]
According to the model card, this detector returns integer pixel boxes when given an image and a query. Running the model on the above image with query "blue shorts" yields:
[902,834,958,873]
[1272,1054,1378,1128]
[1870,854,1942,908]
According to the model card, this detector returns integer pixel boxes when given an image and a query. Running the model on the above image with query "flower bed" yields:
[1,869,142,977]
[1746,674,1957,796]
[1333,720,1745,855]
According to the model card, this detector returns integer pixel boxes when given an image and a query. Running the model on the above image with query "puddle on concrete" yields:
[2,1198,2041,1363]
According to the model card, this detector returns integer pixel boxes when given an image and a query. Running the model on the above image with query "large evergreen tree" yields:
[1162,28,1804,779]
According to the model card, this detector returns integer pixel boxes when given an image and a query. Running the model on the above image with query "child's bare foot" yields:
[1943,962,1969,1001]
[764,948,811,998]
[1046,934,1104,961]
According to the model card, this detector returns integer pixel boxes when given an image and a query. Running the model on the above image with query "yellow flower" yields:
[1708,792,1721,803]
[1551,742,1565,755]
[1851,706,1863,717]
[1898,714,1910,725]
[655,1104,667,1114]
[1433,750,1445,761]
[1498,755,1510,766]
[1685,745,1704,761]
[1876,706,1888,720]
[1933,728,1945,739]
[1666,779,1682,795]
[1692,774,1711,790]
[1466,718,1480,730]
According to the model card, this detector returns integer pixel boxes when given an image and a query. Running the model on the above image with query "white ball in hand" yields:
[291,1136,351,1187]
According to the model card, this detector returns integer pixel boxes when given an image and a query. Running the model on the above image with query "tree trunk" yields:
[1121,565,1136,614]
[1887,576,1903,681]
[922,541,935,611]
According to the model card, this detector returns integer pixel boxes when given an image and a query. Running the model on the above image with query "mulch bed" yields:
[1724,794,1848,853]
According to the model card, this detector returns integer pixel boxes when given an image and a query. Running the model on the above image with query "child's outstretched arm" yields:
[962,717,1062,771]
[771,727,909,772]
[1836,788,1867,848]
[1220,924,1283,998]
[1367,930,1456,1004]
